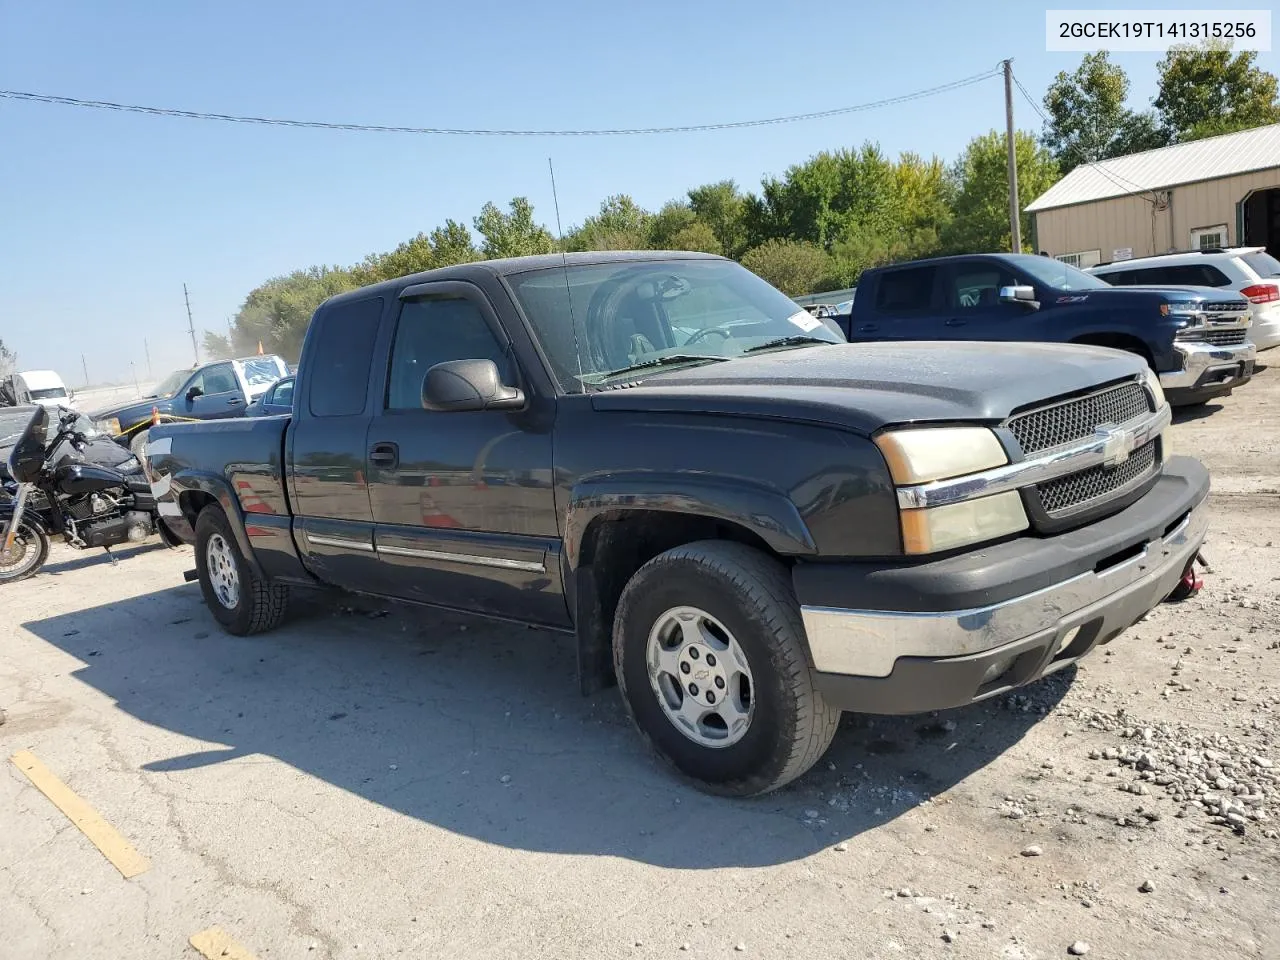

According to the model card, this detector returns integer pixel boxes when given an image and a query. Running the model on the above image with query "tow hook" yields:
[1165,551,1208,603]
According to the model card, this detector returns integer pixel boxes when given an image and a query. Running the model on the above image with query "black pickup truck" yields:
[146,251,1209,795]
[841,253,1255,407]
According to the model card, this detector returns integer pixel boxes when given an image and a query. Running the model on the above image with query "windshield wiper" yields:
[743,335,836,354]
[596,354,731,379]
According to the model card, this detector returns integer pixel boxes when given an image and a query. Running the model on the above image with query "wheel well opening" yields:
[1071,333,1154,369]
[179,490,218,528]
[573,510,780,695]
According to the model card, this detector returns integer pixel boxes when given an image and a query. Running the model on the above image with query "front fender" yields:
[0,498,49,532]
[562,474,817,570]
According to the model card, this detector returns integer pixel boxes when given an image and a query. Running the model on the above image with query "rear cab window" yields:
[872,266,939,314]
[307,297,385,417]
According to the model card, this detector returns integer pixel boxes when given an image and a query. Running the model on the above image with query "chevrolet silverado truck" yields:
[841,253,1255,407]
[145,251,1209,796]
[90,354,290,455]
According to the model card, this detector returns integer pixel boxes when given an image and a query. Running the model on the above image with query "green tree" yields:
[646,201,700,249]
[668,221,722,254]
[230,266,358,361]
[687,180,748,257]
[473,197,554,259]
[1043,52,1168,172]
[201,332,233,359]
[567,194,652,251]
[942,130,1060,253]
[1155,42,1280,141]
[740,239,832,296]
[0,337,14,378]
[429,219,481,266]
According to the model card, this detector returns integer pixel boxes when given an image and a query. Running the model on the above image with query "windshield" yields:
[29,387,67,400]
[507,259,844,390]
[1008,254,1111,291]
[240,357,284,389]
[154,369,191,398]
[1242,252,1280,278]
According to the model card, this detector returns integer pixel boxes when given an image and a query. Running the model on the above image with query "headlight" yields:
[875,427,1029,554]
[1161,302,1203,318]
[1141,367,1166,409]
[97,417,122,436]
[874,427,1008,484]
[900,491,1029,554]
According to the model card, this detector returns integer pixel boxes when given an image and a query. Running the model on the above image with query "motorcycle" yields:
[1,405,181,583]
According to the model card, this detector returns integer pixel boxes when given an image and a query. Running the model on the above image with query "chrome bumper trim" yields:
[896,403,1171,510]
[801,494,1208,679]
[1159,341,1256,389]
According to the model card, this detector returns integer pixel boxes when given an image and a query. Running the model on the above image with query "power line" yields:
[0,69,1002,138]
[1011,72,1048,125]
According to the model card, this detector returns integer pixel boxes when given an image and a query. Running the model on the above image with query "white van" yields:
[11,370,75,410]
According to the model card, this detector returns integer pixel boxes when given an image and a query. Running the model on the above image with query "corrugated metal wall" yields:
[1032,168,1280,261]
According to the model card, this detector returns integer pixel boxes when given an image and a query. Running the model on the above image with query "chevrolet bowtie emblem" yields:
[1095,423,1134,468]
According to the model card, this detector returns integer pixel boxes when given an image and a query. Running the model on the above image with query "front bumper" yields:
[1159,340,1255,401]
[796,458,1209,715]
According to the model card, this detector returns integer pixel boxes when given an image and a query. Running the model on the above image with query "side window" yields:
[386,297,511,411]
[308,297,384,418]
[950,267,1015,309]
[272,379,295,408]
[873,267,937,314]
[197,363,236,395]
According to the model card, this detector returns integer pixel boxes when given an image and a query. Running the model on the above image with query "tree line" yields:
[205,43,1280,362]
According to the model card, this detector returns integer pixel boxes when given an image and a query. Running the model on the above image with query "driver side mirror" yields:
[186,386,204,402]
[999,285,1040,310]
[422,359,525,413]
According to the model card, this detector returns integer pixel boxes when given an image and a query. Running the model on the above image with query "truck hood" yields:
[1068,285,1248,307]
[589,341,1146,434]
[89,396,172,425]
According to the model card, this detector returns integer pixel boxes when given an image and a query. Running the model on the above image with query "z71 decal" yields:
[1057,295,1090,304]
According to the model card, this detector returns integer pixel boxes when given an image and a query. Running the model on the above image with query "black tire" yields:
[0,521,50,583]
[129,428,151,461]
[612,540,840,797]
[194,505,288,635]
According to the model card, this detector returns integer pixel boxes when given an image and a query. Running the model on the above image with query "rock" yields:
[1080,899,1093,908]
[680,945,690,952]
[897,887,914,898]
[1139,879,1155,893]
[388,764,398,771]
[834,842,849,852]
[1021,845,1044,857]
[941,930,958,943]
[735,943,746,953]
[1252,757,1274,769]
[500,774,512,784]
[804,809,820,820]
[1069,942,1091,956]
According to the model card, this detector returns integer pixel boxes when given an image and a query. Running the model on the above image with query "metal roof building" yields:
[1025,123,1280,268]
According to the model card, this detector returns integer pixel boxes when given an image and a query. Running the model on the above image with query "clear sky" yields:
[2,0,1275,384]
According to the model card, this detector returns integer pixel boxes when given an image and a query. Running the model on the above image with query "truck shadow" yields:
[22,586,1068,869]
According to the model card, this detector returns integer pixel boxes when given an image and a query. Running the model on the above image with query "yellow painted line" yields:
[9,750,150,879]
[189,926,260,960]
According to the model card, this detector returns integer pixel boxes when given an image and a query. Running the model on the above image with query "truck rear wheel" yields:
[194,505,288,635]
[612,540,839,797]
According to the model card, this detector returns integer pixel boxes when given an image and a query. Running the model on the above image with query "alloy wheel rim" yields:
[645,605,755,749]
[205,533,240,609]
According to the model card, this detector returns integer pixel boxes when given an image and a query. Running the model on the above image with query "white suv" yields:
[1090,247,1280,351]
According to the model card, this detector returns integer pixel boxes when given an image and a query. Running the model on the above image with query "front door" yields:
[182,362,246,419]
[366,282,564,626]
[936,261,1028,342]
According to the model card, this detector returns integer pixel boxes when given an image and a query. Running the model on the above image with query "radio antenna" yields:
[548,157,585,385]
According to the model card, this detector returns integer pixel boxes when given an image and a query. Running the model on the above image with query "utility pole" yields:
[183,283,199,366]
[81,354,89,387]
[144,338,152,380]
[130,362,139,395]
[1003,57,1024,253]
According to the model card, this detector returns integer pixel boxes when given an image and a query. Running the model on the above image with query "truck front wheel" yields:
[194,505,289,635]
[612,540,839,797]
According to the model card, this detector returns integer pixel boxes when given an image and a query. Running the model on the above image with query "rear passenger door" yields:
[287,296,386,594]
[365,282,565,626]
[852,265,942,341]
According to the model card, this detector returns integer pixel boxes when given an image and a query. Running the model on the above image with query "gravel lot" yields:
[2,363,1278,960]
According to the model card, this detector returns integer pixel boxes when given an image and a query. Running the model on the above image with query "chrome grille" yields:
[1203,300,1249,313]
[1007,381,1150,455]
[1202,328,1248,346]
[1037,440,1157,515]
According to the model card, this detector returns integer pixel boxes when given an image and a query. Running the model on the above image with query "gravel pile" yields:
[1077,707,1279,839]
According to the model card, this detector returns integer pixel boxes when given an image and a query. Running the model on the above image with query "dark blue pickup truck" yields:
[841,253,1255,406]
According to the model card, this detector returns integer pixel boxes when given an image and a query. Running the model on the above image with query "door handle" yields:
[369,442,399,469]
[944,318,967,327]
[227,397,245,405]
